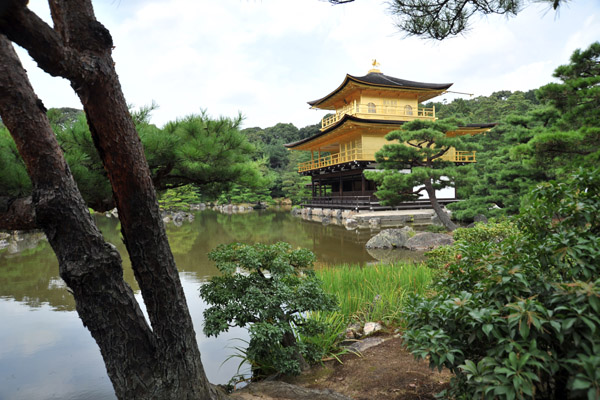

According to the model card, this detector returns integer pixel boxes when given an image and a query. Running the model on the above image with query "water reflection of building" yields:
[285,62,494,209]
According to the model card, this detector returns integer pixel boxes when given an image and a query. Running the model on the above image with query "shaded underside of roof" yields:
[308,72,453,108]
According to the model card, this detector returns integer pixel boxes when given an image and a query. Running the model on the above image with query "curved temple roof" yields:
[308,71,453,108]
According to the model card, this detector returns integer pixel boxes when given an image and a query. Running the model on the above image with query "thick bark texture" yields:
[0,196,37,230]
[423,179,457,231]
[0,2,217,398]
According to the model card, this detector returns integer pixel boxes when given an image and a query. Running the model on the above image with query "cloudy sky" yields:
[17,0,600,129]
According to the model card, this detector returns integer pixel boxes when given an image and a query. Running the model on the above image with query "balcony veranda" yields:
[297,147,476,173]
[320,103,435,131]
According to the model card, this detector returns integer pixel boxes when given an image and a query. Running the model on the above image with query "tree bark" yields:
[0,196,37,230]
[423,179,457,231]
[0,2,220,398]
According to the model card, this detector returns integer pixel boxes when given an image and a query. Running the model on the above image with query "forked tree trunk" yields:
[423,179,457,231]
[0,3,222,398]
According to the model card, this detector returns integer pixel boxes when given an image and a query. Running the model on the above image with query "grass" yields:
[302,262,434,360]
[315,262,433,326]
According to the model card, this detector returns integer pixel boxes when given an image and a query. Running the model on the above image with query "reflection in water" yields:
[0,209,421,400]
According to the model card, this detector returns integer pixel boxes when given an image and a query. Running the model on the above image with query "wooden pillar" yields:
[339,171,343,197]
[361,173,366,195]
[311,175,315,199]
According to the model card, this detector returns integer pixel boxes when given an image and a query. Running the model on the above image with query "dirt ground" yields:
[286,335,451,400]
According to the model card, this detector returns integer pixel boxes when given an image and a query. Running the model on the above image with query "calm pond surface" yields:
[0,209,421,400]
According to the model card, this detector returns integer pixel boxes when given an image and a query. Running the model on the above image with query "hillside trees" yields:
[242,122,319,201]
[447,42,600,220]
[0,2,223,399]
[531,41,600,171]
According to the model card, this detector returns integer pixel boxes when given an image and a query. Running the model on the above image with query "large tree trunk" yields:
[0,3,220,399]
[423,179,457,231]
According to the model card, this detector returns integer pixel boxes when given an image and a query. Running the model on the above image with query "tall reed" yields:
[315,262,433,326]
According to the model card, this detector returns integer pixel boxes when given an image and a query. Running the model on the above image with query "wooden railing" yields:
[297,147,376,173]
[306,196,373,209]
[297,147,476,173]
[321,104,435,130]
[450,151,477,162]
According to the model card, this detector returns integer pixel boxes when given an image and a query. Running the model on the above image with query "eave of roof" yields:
[308,72,453,108]
[284,119,498,149]
[284,114,405,149]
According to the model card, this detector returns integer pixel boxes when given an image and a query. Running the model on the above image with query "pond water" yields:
[0,209,421,400]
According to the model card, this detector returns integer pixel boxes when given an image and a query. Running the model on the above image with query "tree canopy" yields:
[365,118,473,230]
[328,0,568,39]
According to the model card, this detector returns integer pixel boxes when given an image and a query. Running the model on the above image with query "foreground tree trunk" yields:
[0,2,221,399]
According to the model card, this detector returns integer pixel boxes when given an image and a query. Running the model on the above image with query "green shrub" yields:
[403,168,600,399]
[425,224,448,233]
[424,219,518,270]
[200,242,337,377]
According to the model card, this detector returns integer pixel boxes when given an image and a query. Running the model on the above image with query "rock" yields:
[467,213,489,228]
[363,321,383,336]
[365,227,415,249]
[345,322,362,339]
[333,209,342,219]
[291,207,302,216]
[404,232,454,251]
[368,218,381,229]
[341,210,355,219]
[346,336,386,354]
[344,218,358,230]
[231,381,353,400]
[474,214,488,223]
[322,216,331,225]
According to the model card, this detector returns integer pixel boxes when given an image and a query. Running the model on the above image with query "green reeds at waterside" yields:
[314,262,433,327]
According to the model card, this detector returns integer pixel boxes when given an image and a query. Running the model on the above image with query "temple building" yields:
[284,62,495,209]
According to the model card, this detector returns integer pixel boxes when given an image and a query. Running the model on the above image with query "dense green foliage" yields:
[0,107,269,210]
[403,168,600,399]
[429,42,600,221]
[0,126,31,198]
[200,242,337,376]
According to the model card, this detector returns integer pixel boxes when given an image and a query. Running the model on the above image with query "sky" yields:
[17,0,600,130]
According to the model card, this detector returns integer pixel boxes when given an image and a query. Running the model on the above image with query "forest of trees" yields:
[2,41,598,224]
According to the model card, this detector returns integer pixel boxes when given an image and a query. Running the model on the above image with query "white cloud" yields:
[14,0,600,129]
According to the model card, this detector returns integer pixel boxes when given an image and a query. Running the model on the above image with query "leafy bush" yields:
[424,219,518,270]
[403,168,600,399]
[425,224,448,233]
[200,242,337,377]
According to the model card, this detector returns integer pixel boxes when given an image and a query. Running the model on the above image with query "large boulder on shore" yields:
[365,227,415,249]
[404,232,454,251]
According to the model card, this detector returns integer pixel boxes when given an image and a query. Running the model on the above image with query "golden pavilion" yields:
[285,62,495,209]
